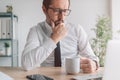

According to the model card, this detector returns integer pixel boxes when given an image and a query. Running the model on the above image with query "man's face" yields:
[44,0,70,26]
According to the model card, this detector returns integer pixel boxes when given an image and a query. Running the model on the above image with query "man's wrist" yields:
[50,35,59,44]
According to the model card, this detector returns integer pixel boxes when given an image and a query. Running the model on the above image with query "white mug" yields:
[65,56,80,74]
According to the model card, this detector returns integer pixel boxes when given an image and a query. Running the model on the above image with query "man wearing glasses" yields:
[22,0,99,73]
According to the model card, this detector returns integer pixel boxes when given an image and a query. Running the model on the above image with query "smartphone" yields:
[26,74,54,80]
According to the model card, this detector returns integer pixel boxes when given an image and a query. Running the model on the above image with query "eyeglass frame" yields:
[48,7,71,16]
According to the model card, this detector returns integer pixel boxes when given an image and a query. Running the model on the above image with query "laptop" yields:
[103,40,120,80]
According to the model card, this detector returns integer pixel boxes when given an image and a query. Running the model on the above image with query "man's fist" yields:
[80,57,97,73]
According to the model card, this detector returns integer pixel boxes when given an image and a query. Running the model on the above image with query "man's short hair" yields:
[42,0,70,10]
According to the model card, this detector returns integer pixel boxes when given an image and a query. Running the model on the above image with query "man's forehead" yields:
[50,0,69,8]
[50,0,69,5]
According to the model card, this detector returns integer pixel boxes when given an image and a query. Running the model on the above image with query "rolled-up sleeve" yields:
[77,24,99,67]
[21,26,56,71]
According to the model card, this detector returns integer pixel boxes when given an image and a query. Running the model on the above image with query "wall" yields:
[69,0,110,38]
[111,0,120,39]
[0,0,110,66]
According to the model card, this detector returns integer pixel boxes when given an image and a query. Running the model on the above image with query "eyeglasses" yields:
[48,7,71,16]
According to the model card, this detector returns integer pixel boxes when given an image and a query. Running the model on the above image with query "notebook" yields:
[103,40,120,80]
[0,71,13,80]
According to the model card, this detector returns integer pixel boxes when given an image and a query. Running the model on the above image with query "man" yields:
[21,0,99,73]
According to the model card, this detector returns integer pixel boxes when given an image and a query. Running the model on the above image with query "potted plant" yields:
[6,5,13,13]
[90,16,112,67]
[4,42,11,56]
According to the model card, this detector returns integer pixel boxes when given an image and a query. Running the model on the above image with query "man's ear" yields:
[42,5,47,15]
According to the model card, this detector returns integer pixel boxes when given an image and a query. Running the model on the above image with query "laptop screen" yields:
[103,40,120,80]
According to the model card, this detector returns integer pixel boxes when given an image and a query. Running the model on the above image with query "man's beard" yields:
[47,14,64,26]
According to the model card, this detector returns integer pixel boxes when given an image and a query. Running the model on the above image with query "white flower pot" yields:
[5,47,11,56]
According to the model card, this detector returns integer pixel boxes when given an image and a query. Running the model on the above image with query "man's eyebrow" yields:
[54,8,69,10]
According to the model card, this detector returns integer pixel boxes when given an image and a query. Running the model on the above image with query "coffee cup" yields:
[65,56,80,74]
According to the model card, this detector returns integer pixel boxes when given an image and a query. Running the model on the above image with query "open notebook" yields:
[103,40,120,80]
[0,72,13,80]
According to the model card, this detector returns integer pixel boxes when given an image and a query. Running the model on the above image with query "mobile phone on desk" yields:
[26,74,54,80]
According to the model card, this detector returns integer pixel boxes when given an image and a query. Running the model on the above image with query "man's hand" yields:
[50,21,67,44]
[80,57,97,73]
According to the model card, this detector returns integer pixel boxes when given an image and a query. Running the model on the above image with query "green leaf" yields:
[90,16,112,67]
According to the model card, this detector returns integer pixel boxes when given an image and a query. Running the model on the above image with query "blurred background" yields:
[0,0,120,67]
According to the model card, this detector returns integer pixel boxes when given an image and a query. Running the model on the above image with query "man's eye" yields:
[54,9,60,12]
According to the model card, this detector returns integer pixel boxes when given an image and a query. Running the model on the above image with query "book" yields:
[1,18,7,39]
[0,19,1,38]
[6,18,11,39]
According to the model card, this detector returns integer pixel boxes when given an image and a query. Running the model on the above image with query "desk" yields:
[0,67,103,80]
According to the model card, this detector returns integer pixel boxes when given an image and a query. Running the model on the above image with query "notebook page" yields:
[0,72,13,80]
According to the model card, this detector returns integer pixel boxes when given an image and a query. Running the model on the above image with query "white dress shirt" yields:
[21,21,99,70]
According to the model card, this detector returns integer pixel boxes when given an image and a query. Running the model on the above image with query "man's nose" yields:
[58,12,65,20]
